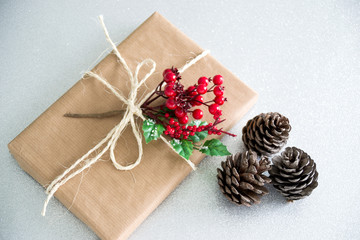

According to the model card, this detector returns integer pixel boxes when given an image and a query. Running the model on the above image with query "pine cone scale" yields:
[262,175,271,182]
[243,190,261,204]
[239,194,251,203]
[232,168,240,179]
[225,186,231,194]
[225,175,232,186]
[231,176,240,187]
[256,185,269,195]
[217,169,224,180]
[231,186,240,195]
[239,181,253,190]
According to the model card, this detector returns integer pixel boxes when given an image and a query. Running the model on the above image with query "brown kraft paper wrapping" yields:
[8,12,257,240]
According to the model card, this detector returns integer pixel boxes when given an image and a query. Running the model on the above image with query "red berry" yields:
[178,115,189,124]
[169,118,175,125]
[217,132,221,135]
[163,68,173,77]
[213,86,224,96]
[192,109,203,120]
[168,128,175,135]
[214,96,225,105]
[183,131,189,136]
[197,84,207,94]
[164,85,175,97]
[190,132,195,136]
[175,107,185,118]
[191,91,198,96]
[213,110,222,119]
[192,95,203,106]
[198,77,209,86]
[182,125,186,130]
[164,72,177,83]
[166,98,176,110]
[164,130,169,135]
[164,113,170,118]
[166,81,175,87]
[208,131,213,134]
[187,86,196,93]
[183,135,188,140]
[213,75,224,85]
[209,104,220,114]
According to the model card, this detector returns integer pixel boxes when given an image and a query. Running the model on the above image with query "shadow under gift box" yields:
[8,12,258,240]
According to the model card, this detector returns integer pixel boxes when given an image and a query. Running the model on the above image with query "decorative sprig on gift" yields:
[140,67,235,160]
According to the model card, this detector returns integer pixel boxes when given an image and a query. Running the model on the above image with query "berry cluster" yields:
[141,67,234,140]
[163,118,196,139]
[162,68,227,124]
[163,117,225,140]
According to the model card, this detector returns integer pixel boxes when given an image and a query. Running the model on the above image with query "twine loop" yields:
[41,15,209,216]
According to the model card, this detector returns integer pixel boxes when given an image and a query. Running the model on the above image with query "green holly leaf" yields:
[171,139,194,160]
[142,119,165,143]
[188,120,208,143]
[199,139,231,156]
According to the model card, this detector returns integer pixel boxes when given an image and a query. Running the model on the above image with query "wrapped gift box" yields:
[8,12,257,240]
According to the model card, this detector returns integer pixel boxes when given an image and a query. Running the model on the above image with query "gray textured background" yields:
[1,0,360,239]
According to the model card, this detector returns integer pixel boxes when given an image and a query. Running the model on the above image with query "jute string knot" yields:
[41,15,209,216]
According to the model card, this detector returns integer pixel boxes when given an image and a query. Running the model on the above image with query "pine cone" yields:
[242,112,291,156]
[217,150,271,206]
[269,147,318,201]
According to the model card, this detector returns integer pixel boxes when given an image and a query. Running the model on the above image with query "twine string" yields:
[41,15,209,216]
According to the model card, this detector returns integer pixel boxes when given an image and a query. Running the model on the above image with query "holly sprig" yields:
[142,119,231,159]
[141,67,235,160]
[142,119,165,143]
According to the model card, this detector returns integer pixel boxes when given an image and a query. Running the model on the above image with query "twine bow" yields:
[41,15,209,216]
